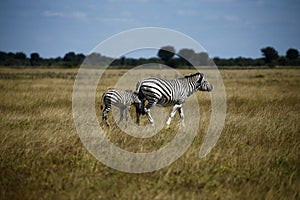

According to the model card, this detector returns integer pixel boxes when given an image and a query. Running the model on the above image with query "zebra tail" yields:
[136,80,142,93]
[135,80,146,115]
[100,93,105,110]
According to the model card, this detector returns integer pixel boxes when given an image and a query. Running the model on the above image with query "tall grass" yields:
[0,68,299,199]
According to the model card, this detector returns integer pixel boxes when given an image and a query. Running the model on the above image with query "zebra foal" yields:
[136,73,213,127]
[100,89,142,127]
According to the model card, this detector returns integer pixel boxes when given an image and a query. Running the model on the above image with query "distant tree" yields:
[63,52,76,62]
[84,53,113,66]
[8,52,15,57]
[261,46,279,62]
[120,56,126,65]
[55,56,62,62]
[14,52,27,60]
[0,51,8,60]
[261,46,279,67]
[30,52,40,60]
[127,58,137,66]
[254,58,266,66]
[178,48,195,66]
[0,52,8,65]
[0,52,15,66]
[178,49,195,59]
[167,58,181,68]
[14,52,29,66]
[286,48,299,60]
[196,52,209,66]
[62,52,86,67]
[157,46,175,64]
[278,56,287,66]
[30,52,41,66]
[149,57,163,63]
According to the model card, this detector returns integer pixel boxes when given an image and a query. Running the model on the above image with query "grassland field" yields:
[0,67,299,199]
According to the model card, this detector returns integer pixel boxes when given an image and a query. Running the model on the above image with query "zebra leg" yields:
[166,104,182,128]
[135,100,144,125]
[178,106,185,128]
[125,107,129,128]
[145,101,156,125]
[118,107,124,124]
[102,105,111,126]
[125,107,129,122]
[136,109,140,125]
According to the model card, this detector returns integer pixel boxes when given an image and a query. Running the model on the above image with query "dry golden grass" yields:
[0,68,299,199]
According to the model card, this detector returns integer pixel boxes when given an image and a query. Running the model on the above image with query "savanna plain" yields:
[0,67,299,199]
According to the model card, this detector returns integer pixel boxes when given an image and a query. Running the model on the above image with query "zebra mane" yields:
[183,73,203,82]
[184,73,201,79]
[125,90,139,96]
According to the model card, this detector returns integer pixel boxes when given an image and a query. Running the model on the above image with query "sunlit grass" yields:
[0,68,299,199]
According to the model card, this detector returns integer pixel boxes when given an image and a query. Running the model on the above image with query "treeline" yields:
[0,52,85,68]
[214,47,300,67]
[0,46,299,68]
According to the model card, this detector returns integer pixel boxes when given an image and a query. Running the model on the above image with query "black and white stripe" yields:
[136,73,213,127]
[101,89,142,126]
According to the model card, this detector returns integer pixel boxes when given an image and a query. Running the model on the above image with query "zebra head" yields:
[132,91,143,113]
[132,92,142,104]
[196,73,213,92]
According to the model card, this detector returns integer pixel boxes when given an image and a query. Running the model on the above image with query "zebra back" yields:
[102,89,141,108]
[136,73,204,105]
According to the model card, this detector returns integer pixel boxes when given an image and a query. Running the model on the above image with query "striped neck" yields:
[179,77,199,97]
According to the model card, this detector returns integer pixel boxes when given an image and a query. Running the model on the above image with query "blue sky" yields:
[0,0,299,58]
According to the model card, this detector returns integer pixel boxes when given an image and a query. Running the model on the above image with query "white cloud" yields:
[43,11,87,20]
[99,17,135,23]
[206,14,240,22]
[176,9,198,17]
[43,11,64,17]
[70,11,86,19]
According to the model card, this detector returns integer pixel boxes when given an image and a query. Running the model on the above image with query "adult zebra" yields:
[136,73,213,127]
[101,89,142,127]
